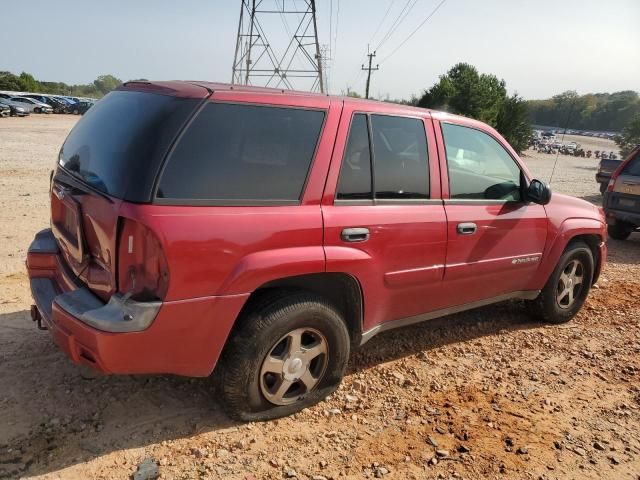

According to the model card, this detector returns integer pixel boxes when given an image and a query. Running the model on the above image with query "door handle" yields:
[457,222,477,235]
[341,227,370,243]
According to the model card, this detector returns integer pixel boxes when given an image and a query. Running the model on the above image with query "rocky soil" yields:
[0,116,638,479]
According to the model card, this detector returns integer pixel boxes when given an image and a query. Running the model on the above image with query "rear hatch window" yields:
[59,90,203,203]
[622,151,640,177]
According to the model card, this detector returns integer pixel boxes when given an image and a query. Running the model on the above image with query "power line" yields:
[375,0,419,51]
[333,0,340,63]
[345,0,397,94]
[379,0,448,63]
[368,0,397,47]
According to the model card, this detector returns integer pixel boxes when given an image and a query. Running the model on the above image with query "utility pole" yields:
[361,48,379,99]
[231,0,325,93]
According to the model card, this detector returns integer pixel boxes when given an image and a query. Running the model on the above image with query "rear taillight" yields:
[117,218,169,301]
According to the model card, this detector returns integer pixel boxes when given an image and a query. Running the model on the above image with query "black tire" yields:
[216,291,350,421]
[532,241,594,324]
[35,107,41,113]
[608,221,633,241]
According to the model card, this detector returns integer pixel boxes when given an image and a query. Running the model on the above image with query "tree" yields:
[93,75,122,95]
[18,72,40,92]
[417,63,530,153]
[615,114,640,158]
[496,94,532,154]
[528,90,640,132]
[0,71,22,91]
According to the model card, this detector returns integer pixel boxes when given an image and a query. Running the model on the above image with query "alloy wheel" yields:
[259,327,328,406]
[556,259,585,309]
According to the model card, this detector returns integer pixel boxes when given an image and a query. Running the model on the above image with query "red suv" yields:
[27,81,606,420]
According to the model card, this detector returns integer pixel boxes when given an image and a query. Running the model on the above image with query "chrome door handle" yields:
[341,227,370,243]
[457,222,477,235]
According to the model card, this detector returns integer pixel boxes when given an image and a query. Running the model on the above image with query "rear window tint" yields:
[622,150,640,176]
[371,114,429,199]
[59,90,201,202]
[157,103,325,203]
[336,114,372,200]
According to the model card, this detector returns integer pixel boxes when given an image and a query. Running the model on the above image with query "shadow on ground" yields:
[1,300,542,478]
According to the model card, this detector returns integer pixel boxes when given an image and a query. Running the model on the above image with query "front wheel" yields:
[531,241,594,324]
[216,292,350,421]
[608,221,633,240]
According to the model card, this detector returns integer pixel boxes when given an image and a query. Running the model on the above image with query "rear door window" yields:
[336,114,373,200]
[157,103,325,203]
[336,113,429,202]
[370,114,429,199]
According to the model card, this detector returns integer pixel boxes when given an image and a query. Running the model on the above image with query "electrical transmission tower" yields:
[231,0,325,93]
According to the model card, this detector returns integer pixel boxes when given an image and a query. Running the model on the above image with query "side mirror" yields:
[526,179,552,205]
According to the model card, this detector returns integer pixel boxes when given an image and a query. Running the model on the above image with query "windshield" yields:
[59,90,202,202]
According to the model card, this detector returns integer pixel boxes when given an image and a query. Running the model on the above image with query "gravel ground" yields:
[0,116,638,480]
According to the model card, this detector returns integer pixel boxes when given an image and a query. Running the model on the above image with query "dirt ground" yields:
[0,116,638,480]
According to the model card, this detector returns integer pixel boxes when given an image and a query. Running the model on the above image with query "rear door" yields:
[435,119,548,306]
[322,103,447,333]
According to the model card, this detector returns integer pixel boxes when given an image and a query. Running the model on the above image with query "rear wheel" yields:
[532,241,593,324]
[216,292,350,421]
[35,107,41,113]
[608,221,633,240]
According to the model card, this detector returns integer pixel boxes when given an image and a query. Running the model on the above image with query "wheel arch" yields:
[566,233,603,284]
[532,219,605,289]
[237,272,365,346]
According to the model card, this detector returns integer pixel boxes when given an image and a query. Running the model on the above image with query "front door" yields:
[435,120,548,306]
[322,105,448,333]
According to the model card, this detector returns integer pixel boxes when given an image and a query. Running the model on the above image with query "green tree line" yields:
[527,90,640,133]
[0,71,122,98]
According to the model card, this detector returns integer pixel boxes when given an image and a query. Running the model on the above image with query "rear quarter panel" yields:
[121,94,342,301]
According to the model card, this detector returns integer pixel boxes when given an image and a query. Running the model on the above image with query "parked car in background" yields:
[0,97,29,117]
[23,95,68,114]
[27,81,607,421]
[596,157,624,194]
[69,100,94,115]
[0,103,9,117]
[53,96,75,106]
[10,97,53,114]
[603,146,640,240]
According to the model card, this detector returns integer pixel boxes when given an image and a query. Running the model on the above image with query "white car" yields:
[9,97,53,114]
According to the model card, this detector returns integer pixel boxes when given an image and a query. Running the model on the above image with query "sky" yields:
[2,0,639,100]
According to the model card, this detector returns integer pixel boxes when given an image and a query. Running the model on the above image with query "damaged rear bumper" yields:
[26,228,248,377]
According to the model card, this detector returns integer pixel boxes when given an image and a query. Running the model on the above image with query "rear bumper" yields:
[604,209,640,227]
[27,229,249,377]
